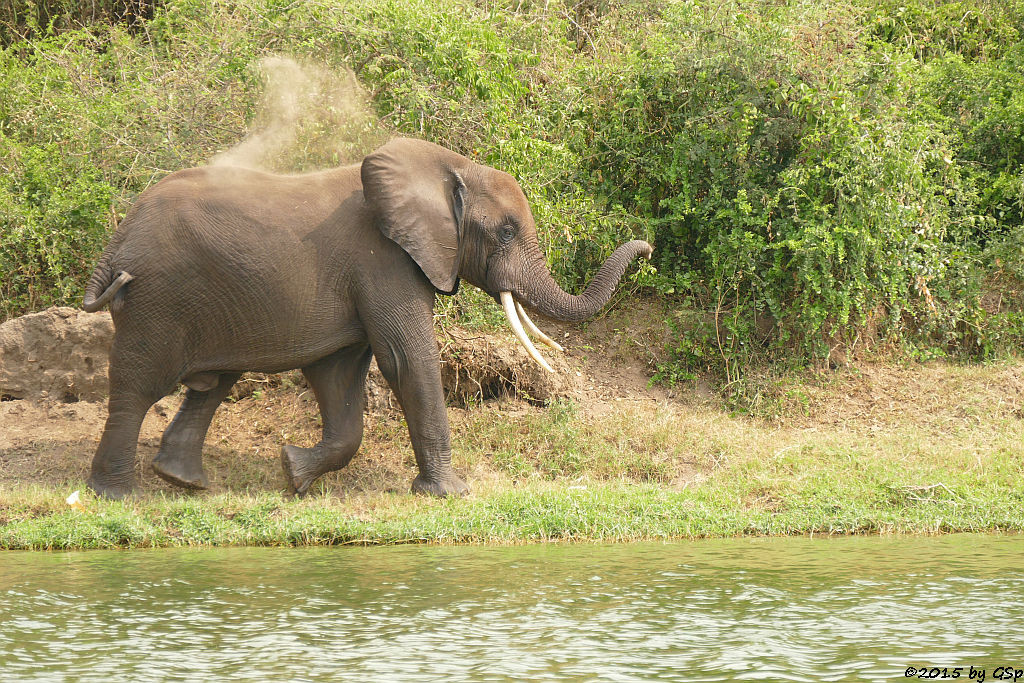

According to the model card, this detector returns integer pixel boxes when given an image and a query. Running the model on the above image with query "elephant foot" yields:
[151,450,209,490]
[87,474,133,501]
[411,472,469,498]
[281,445,326,497]
[281,442,356,496]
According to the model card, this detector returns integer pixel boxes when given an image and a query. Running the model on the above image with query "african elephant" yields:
[81,138,652,499]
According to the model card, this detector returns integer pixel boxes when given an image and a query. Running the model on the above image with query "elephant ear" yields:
[361,138,468,295]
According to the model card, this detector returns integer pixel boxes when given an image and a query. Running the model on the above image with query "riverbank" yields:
[3,316,1023,549]
[3,475,1022,550]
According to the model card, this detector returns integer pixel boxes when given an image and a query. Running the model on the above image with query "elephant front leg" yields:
[368,320,469,498]
[152,372,241,490]
[282,345,373,496]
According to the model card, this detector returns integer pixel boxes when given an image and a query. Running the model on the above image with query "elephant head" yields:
[361,138,653,370]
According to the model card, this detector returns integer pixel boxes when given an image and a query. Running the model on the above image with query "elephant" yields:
[81,137,652,499]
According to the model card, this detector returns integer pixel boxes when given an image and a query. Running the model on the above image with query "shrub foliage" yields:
[2,0,1023,377]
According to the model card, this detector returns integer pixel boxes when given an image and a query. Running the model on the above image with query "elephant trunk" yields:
[516,240,653,323]
[499,239,652,372]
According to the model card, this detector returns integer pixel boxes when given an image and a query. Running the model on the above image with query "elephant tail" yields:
[83,264,134,313]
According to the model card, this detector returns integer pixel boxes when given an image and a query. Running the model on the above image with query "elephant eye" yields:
[499,225,515,244]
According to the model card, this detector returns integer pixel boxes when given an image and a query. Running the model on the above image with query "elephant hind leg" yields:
[282,344,372,496]
[88,392,154,499]
[152,372,241,490]
[89,349,178,499]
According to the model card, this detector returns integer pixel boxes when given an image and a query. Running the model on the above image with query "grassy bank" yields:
[4,481,1022,551]
[3,0,1024,549]
[4,351,1023,550]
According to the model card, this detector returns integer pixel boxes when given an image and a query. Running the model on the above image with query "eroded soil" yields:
[3,301,1023,501]
[0,304,670,498]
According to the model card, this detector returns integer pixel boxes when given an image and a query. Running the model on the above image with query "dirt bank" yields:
[0,304,664,497]
[3,302,1022,506]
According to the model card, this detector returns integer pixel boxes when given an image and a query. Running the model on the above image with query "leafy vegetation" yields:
[3,0,1024,380]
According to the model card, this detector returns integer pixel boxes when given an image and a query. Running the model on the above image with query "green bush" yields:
[0,145,117,316]
[0,20,252,317]
[2,0,1024,381]
[0,0,157,45]
[557,1,1024,377]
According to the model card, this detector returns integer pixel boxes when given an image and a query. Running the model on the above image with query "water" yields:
[1,535,1023,681]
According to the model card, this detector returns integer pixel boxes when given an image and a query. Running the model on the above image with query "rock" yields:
[0,307,114,402]
[0,306,576,407]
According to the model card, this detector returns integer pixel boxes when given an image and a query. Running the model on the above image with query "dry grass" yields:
[4,354,1022,498]
[3,309,1024,547]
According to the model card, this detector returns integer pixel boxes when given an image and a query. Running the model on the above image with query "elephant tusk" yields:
[514,300,564,352]
[500,291,554,373]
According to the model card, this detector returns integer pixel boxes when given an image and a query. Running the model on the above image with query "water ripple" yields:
[1,534,1022,680]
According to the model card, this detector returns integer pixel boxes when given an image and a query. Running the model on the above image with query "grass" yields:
[3,356,1024,550]
[2,479,1020,551]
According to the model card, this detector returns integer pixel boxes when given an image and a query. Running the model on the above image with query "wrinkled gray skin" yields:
[82,138,653,499]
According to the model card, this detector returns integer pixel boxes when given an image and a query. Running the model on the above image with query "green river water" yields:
[1,534,1023,681]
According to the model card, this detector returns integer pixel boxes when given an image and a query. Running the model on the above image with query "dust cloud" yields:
[210,56,386,173]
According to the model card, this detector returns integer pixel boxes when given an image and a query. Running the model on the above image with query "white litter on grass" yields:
[66,490,86,511]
